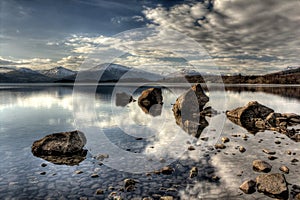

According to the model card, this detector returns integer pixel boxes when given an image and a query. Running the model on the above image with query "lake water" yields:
[0,84,299,199]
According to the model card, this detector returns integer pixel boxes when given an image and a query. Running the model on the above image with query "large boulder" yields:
[172,84,209,138]
[172,84,209,118]
[31,130,87,165]
[138,87,163,116]
[256,173,288,199]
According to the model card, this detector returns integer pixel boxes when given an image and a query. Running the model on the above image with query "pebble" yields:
[215,144,226,149]
[75,170,83,174]
[268,156,278,160]
[275,140,281,144]
[161,166,174,175]
[252,160,272,173]
[160,196,173,200]
[41,163,47,167]
[95,189,104,195]
[91,173,99,178]
[262,149,276,155]
[239,179,256,194]
[291,158,299,163]
[221,137,230,143]
[188,146,195,151]
[189,167,198,178]
[279,165,289,174]
[239,146,246,153]
[286,150,292,155]
[40,172,46,175]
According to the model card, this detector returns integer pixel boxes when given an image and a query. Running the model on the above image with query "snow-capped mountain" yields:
[65,63,162,82]
[39,66,77,79]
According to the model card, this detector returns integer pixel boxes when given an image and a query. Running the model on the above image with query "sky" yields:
[0,0,300,75]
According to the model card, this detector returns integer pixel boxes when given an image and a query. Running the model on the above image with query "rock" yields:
[95,189,104,195]
[41,163,47,167]
[262,149,276,155]
[173,84,209,116]
[266,112,282,127]
[291,158,299,163]
[256,173,288,199]
[75,170,83,174]
[275,140,281,144]
[124,178,137,191]
[40,171,46,175]
[161,166,174,175]
[226,101,274,132]
[286,150,292,155]
[95,154,109,161]
[252,160,272,173]
[268,156,278,160]
[31,130,87,165]
[188,146,195,151]
[239,179,256,194]
[215,143,226,149]
[138,88,163,116]
[143,198,154,200]
[189,167,198,178]
[255,119,266,129]
[239,146,246,153]
[221,137,230,143]
[91,173,99,178]
[279,165,289,174]
[115,92,134,107]
[160,196,173,200]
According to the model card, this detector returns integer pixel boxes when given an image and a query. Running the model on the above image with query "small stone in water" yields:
[75,170,83,174]
[95,189,104,195]
[262,149,276,155]
[268,156,278,160]
[239,179,256,194]
[188,146,195,151]
[40,171,46,175]
[221,137,230,143]
[275,140,281,144]
[41,163,47,167]
[279,165,289,174]
[239,146,246,153]
[215,144,226,149]
[91,173,99,178]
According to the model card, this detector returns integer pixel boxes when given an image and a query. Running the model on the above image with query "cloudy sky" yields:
[0,0,299,75]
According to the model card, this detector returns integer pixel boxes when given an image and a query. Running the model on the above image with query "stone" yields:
[226,101,274,131]
[75,170,83,174]
[256,173,288,199]
[41,163,47,167]
[239,179,256,194]
[138,88,163,116]
[215,143,226,149]
[161,166,174,175]
[95,189,104,195]
[279,165,289,174]
[239,146,246,153]
[252,160,272,173]
[91,173,99,178]
[31,130,87,165]
[160,196,173,200]
[221,137,230,143]
[268,156,278,160]
[124,178,136,189]
[115,92,135,107]
[188,146,195,151]
[40,171,46,175]
[262,149,276,155]
[291,158,299,163]
[295,193,300,200]
[189,167,198,178]
[95,154,109,161]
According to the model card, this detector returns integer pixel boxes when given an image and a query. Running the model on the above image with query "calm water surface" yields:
[0,85,299,199]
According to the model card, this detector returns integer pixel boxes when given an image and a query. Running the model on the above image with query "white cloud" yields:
[142,0,300,74]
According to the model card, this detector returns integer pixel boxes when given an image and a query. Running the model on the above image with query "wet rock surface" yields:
[226,101,300,141]
[31,130,87,165]
[256,173,288,199]
[138,88,163,116]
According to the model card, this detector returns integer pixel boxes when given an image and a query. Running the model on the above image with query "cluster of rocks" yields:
[239,159,295,199]
[226,101,300,142]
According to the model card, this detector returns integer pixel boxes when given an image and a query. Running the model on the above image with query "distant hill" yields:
[39,66,76,80]
[184,67,300,84]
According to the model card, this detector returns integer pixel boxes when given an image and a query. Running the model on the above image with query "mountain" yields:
[39,66,77,79]
[59,63,162,83]
[0,67,55,83]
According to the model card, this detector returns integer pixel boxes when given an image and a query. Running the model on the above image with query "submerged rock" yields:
[256,173,288,199]
[31,130,87,165]
[138,88,163,116]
